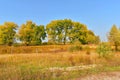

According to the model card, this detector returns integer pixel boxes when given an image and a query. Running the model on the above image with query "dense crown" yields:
[46,19,100,45]
[0,22,18,46]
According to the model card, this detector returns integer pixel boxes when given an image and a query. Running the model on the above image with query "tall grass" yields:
[0,45,120,80]
[0,51,120,80]
[0,45,96,54]
[0,45,68,54]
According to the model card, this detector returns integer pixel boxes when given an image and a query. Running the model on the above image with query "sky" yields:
[0,0,120,41]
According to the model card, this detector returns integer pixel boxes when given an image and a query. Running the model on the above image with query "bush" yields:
[96,43,112,58]
[69,40,83,52]
[68,45,83,52]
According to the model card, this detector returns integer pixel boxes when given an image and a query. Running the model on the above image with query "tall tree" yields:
[46,19,73,44]
[47,19,99,45]
[18,21,46,46]
[86,30,100,44]
[69,22,100,44]
[62,19,73,44]
[32,25,46,45]
[46,20,58,44]
[108,24,120,51]
[18,21,36,46]
[0,22,18,46]
[69,22,88,44]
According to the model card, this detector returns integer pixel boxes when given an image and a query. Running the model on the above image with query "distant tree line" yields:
[0,19,100,46]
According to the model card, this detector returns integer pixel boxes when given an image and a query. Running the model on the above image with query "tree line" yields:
[0,19,100,46]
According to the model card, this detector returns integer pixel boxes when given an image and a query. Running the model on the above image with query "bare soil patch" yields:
[75,71,120,80]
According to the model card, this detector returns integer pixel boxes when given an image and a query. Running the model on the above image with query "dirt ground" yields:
[74,71,120,80]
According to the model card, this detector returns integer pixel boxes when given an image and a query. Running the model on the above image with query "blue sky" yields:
[0,0,120,41]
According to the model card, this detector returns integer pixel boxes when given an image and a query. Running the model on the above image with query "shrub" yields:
[68,45,83,52]
[68,40,83,52]
[96,43,112,58]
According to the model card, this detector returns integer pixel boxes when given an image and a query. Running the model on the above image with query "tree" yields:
[0,22,18,46]
[69,22,99,44]
[47,19,99,45]
[46,20,58,44]
[108,24,120,51]
[62,19,73,44]
[32,25,46,45]
[69,22,88,44]
[86,30,100,44]
[94,36,100,44]
[18,21,46,46]
[46,19,73,45]
[18,21,36,46]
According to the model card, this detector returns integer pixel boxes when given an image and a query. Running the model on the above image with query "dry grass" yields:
[0,45,69,54]
[0,45,97,54]
[0,45,120,80]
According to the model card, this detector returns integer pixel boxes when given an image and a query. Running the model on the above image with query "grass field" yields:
[0,45,120,80]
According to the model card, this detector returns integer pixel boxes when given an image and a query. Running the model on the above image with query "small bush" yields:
[68,45,83,52]
[96,43,112,58]
[69,40,83,52]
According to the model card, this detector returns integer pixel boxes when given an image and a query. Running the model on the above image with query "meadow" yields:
[0,45,120,80]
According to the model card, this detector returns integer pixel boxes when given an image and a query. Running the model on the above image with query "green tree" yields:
[18,21,36,46]
[62,19,73,44]
[108,24,120,51]
[46,19,73,44]
[46,20,58,44]
[47,19,99,45]
[69,22,99,44]
[69,22,88,44]
[18,21,46,46]
[32,25,46,45]
[0,22,18,46]
[86,30,100,44]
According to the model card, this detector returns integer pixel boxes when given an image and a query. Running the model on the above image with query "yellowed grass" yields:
[0,45,120,80]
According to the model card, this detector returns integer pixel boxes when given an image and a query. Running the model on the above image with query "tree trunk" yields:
[25,43,29,46]
[64,38,66,45]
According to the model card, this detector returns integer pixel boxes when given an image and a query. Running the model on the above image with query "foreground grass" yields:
[0,51,120,80]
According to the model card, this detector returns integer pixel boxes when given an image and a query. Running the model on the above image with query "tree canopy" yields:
[18,21,46,46]
[47,19,100,45]
[0,19,100,46]
[46,19,73,44]
[0,22,18,46]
